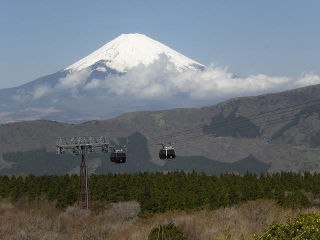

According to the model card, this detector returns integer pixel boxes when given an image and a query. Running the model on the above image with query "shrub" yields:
[255,213,320,239]
[148,223,186,240]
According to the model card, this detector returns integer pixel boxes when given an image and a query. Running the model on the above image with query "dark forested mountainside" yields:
[1,84,320,174]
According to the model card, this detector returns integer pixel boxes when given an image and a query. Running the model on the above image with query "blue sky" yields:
[0,0,319,89]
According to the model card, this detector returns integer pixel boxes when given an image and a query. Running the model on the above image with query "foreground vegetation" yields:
[2,171,320,239]
[0,198,319,240]
[255,212,320,239]
[1,171,319,214]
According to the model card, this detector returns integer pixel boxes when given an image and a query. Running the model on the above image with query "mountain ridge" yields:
[1,83,320,174]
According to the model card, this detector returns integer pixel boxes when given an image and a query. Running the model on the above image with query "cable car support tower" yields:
[56,136,109,210]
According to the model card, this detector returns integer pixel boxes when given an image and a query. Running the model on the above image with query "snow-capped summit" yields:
[66,33,204,72]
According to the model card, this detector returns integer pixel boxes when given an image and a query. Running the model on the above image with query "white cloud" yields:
[84,79,103,90]
[57,69,91,89]
[33,85,52,99]
[172,67,291,99]
[104,55,174,99]
[81,55,320,101]
[295,73,320,87]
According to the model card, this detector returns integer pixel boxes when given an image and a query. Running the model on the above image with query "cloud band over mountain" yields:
[32,55,320,102]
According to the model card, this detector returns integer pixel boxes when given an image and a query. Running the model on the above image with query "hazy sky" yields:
[0,0,319,89]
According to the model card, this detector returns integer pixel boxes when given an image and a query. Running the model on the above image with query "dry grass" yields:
[0,198,319,240]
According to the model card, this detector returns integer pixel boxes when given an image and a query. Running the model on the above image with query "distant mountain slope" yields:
[1,84,320,174]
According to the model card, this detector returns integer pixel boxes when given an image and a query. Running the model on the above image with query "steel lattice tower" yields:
[78,146,90,209]
[56,136,109,209]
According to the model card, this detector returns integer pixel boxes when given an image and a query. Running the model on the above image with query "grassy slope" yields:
[1,198,319,240]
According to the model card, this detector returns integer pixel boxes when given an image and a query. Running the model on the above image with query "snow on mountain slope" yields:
[66,33,204,72]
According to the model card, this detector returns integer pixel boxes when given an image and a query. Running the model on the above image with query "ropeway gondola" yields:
[159,143,176,160]
[110,146,127,163]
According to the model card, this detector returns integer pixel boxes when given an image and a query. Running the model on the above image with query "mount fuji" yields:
[0,33,207,123]
[66,33,204,73]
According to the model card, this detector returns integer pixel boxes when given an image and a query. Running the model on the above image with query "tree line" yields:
[0,171,319,214]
